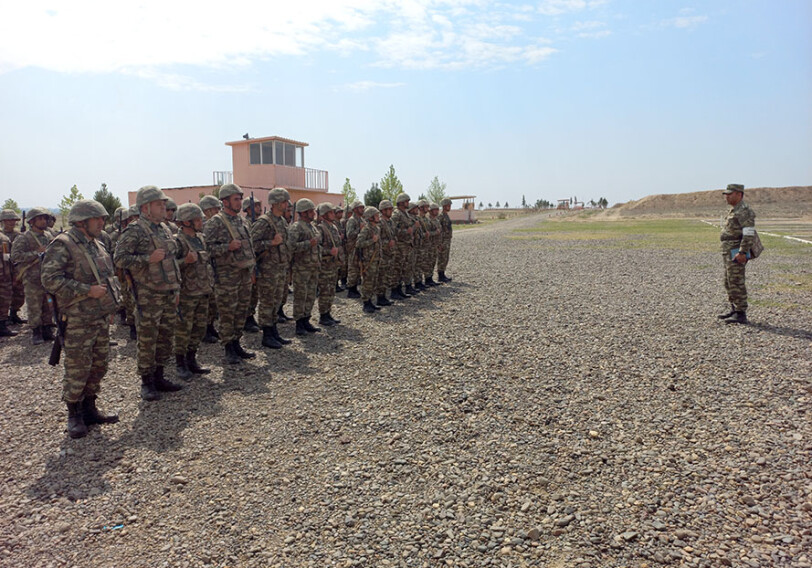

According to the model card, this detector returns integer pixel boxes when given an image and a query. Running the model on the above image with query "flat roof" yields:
[447,195,476,199]
[226,135,309,147]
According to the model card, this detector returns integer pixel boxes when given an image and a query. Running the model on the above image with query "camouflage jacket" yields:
[175,230,214,296]
[41,227,119,319]
[379,217,396,258]
[355,223,381,265]
[0,232,12,282]
[250,213,289,271]
[720,201,756,253]
[287,220,321,268]
[427,215,442,245]
[417,214,431,247]
[2,228,21,244]
[317,219,341,268]
[439,212,453,240]
[10,228,51,284]
[391,208,414,244]
[114,218,181,292]
[344,214,365,249]
[204,212,256,272]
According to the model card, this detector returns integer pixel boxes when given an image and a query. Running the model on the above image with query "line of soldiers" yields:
[0,184,454,439]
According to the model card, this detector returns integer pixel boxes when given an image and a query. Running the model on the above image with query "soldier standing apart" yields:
[375,200,396,306]
[316,202,342,327]
[344,201,366,298]
[718,184,755,325]
[357,207,383,313]
[391,193,415,300]
[1,209,27,327]
[437,198,454,282]
[204,184,257,364]
[41,200,121,438]
[114,186,184,400]
[10,207,54,344]
[427,203,443,285]
[0,227,18,337]
[173,204,214,379]
[287,199,322,336]
[199,195,222,343]
[250,188,293,350]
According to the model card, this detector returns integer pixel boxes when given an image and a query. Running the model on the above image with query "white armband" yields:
[742,227,755,236]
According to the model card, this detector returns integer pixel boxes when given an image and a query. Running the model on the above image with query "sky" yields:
[1,0,810,209]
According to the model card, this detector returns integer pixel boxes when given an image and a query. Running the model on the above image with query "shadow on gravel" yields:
[747,322,812,341]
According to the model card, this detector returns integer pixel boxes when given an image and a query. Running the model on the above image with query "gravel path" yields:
[1,214,810,568]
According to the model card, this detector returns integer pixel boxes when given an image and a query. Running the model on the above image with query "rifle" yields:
[21,210,26,233]
[122,269,142,326]
[47,294,67,366]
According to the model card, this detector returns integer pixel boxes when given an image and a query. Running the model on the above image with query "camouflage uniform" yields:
[337,213,348,286]
[174,223,213,360]
[416,203,432,285]
[114,187,183,398]
[344,203,365,292]
[1,211,26,321]
[720,187,756,315]
[41,200,121,438]
[287,200,321,331]
[426,204,442,283]
[437,198,453,280]
[0,231,16,336]
[200,195,222,341]
[376,203,397,298]
[10,208,54,340]
[391,194,416,296]
[356,207,382,308]
[407,206,422,288]
[316,206,341,320]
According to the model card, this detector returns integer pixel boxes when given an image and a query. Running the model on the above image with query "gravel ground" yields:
[1,214,810,568]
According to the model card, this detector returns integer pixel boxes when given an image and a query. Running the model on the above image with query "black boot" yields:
[153,366,183,392]
[295,318,308,335]
[416,280,427,291]
[9,309,26,324]
[335,283,344,293]
[234,339,256,359]
[224,341,241,364]
[42,325,56,341]
[203,323,219,343]
[66,401,88,439]
[129,324,137,340]
[319,313,336,327]
[187,350,210,374]
[175,354,193,380]
[726,311,749,325]
[82,395,119,425]
[303,318,321,333]
[327,312,341,324]
[363,300,376,314]
[717,305,736,319]
[390,286,405,300]
[262,326,283,349]
[0,320,18,337]
[140,373,161,401]
[425,276,437,287]
[32,326,44,345]
[439,271,452,282]
[243,315,260,333]
[271,324,292,345]
[277,306,292,322]
[405,284,417,296]
[377,294,393,307]
[347,285,361,299]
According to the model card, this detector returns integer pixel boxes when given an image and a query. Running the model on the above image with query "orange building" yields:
[128,135,343,211]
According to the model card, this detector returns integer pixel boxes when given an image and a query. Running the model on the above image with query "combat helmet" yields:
[378,200,394,210]
[350,200,364,211]
[165,198,178,211]
[440,198,452,207]
[268,188,290,204]
[0,209,21,221]
[317,202,334,216]
[395,193,411,204]
[295,198,316,213]
[135,185,168,208]
[199,195,221,211]
[363,206,380,220]
[68,200,108,224]
[26,207,51,222]
[417,199,429,208]
[219,183,243,199]
[176,203,203,223]
[429,202,439,210]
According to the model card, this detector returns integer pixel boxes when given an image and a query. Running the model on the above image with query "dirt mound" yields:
[602,186,812,219]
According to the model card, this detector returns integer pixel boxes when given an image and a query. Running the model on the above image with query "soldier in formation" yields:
[287,199,322,335]
[199,195,222,343]
[356,207,382,313]
[1,209,26,329]
[344,200,365,298]
[315,202,341,326]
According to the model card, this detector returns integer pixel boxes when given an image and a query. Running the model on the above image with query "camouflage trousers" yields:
[292,265,318,320]
[215,267,252,344]
[346,246,361,287]
[62,316,110,403]
[120,278,136,325]
[437,238,451,272]
[136,289,177,375]
[207,293,218,325]
[338,252,348,282]
[360,258,381,302]
[11,268,24,312]
[257,264,288,327]
[23,279,52,329]
[723,252,748,311]
[393,242,411,287]
[376,252,395,295]
[318,261,339,315]
[407,245,418,284]
[175,293,209,355]
[248,280,258,318]
[0,275,11,320]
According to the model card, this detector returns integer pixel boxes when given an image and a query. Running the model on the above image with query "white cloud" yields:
[661,15,708,30]
[339,80,407,92]
[571,20,611,38]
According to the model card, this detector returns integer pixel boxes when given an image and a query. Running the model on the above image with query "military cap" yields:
[722,183,745,194]
[176,203,204,222]
[417,199,429,207]
[440,198,452,207]
[26,207,51,221]
[0,209,21,221]
[199,195,221,211]
[219,183,243,199]
[295,198,316,213]
[165,198,178,211]
[429,202,440,210]
[317,202,335,216]
[396,193,411,204]
[363,206,380,220]
[68,199,108,224]
[268,188,290,204]
[378,200,394,210]
[136,185,168,207]
[351,200,364,210]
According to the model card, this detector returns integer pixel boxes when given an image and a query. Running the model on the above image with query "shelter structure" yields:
[447,195,477,223]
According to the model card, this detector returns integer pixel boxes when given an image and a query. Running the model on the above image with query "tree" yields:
[534,198,552,209]
[364,183,384,209]
[341,178,357,206]
[488,202,492,208]
[1,198,21,213]
[495,201,500,208]
[93,183,122,218]
[504,202,509,208]
[379,165,403,203]
[521,195,526,208]
[59,185,84,226]
[598,197,609,208]
[426,176,447,204]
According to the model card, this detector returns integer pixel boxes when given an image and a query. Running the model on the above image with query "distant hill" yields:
[601,186,812,219]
